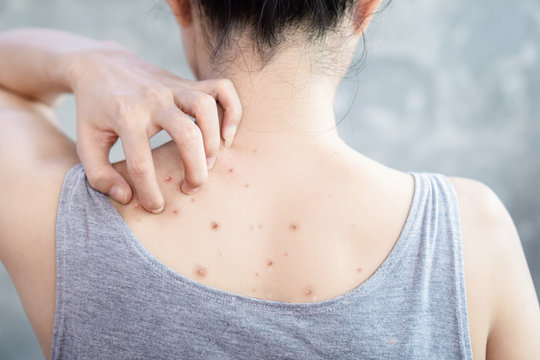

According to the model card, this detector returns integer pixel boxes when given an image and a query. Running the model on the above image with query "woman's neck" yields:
[202,47,345,156]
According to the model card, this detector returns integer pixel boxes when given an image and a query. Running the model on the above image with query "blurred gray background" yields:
[1,0,539,358]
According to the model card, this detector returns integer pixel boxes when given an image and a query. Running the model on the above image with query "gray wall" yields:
[1,0,539,358]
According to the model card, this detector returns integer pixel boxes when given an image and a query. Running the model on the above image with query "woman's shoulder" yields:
[448,176,540,359]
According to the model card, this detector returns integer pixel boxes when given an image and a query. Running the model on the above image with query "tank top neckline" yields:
[101,167,422,313]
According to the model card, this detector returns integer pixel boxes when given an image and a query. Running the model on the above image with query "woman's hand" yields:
[66,42,242,213]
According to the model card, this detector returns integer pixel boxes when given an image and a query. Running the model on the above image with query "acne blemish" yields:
[228,168,234,173]
[244,183,249,188]
[289,223,298,231]
[172,209,179,215]
[304,288,313,296]
[357,267,363,273]
[195,265,207,277]
[267,260,273,267]
[164,175,172,182]
[283,252,288,257]
[211,221,219,230]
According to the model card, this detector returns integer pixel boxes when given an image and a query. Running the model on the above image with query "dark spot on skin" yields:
[255,272,259,277]
[289,223,298,231]
[195,265,207,277]
[172,209,178,215]
[267,260,273,266]
[228,168,234,173]
[244,183,249,188]
[257,224,263,229]
[211,221,219,230]
[357,267,363,273]
[304,288,313,296]
[165,175,172,182]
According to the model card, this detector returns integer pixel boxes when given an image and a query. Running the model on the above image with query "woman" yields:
[0,0,538,359]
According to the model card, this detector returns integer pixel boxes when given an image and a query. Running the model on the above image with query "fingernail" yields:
[224,125,237,148]
[206,156,216,169]
[151,205,165,214]
[110,186,128,204]
[181,181,199,195]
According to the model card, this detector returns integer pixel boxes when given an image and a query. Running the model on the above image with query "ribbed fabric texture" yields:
[51,163,473,359]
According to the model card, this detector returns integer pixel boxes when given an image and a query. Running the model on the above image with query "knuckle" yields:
[127,159,151,179]
[142,86,169,105]
[178,124,202,144]
[193,94,216,114]
[216,78,234,91]
[86,168,109,190]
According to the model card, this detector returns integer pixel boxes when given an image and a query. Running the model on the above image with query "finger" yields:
[173,89,219,168]
[77,127,132,204]
[120,128,164,213]
[192,79,242,148]
[156,108,207,194]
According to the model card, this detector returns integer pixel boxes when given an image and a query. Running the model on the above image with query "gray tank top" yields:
[51,164,473,359]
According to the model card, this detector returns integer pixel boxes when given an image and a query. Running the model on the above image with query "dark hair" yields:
[193,0,365,63]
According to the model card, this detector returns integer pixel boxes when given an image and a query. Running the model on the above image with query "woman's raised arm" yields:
[0,28,242,212]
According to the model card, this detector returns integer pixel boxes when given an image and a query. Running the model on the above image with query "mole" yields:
[195,265,207,277]
[228,168,234,173]
[164,175,172,182]
[211,221,219,230]
[289,223,298,231]
[267,260,273,267]
[172,209,178,215]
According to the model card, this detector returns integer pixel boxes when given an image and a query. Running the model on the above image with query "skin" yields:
[0,1,539,359]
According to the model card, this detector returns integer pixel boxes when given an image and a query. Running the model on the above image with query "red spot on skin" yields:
[357,267,363,273]
[290,223,298,231]
[195,266,207,277]
[211,221,219,230]
[190,198,195,202]
[172,209,178,215]
[165,175,172,182]
[283,252,288,257]
[252,148,257,153]
[255,272,260,277]
[228,168,234,173]
[267,260,273,266]
[304,288,313,296]
[244,183,249,188]
[134,202,141,209]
